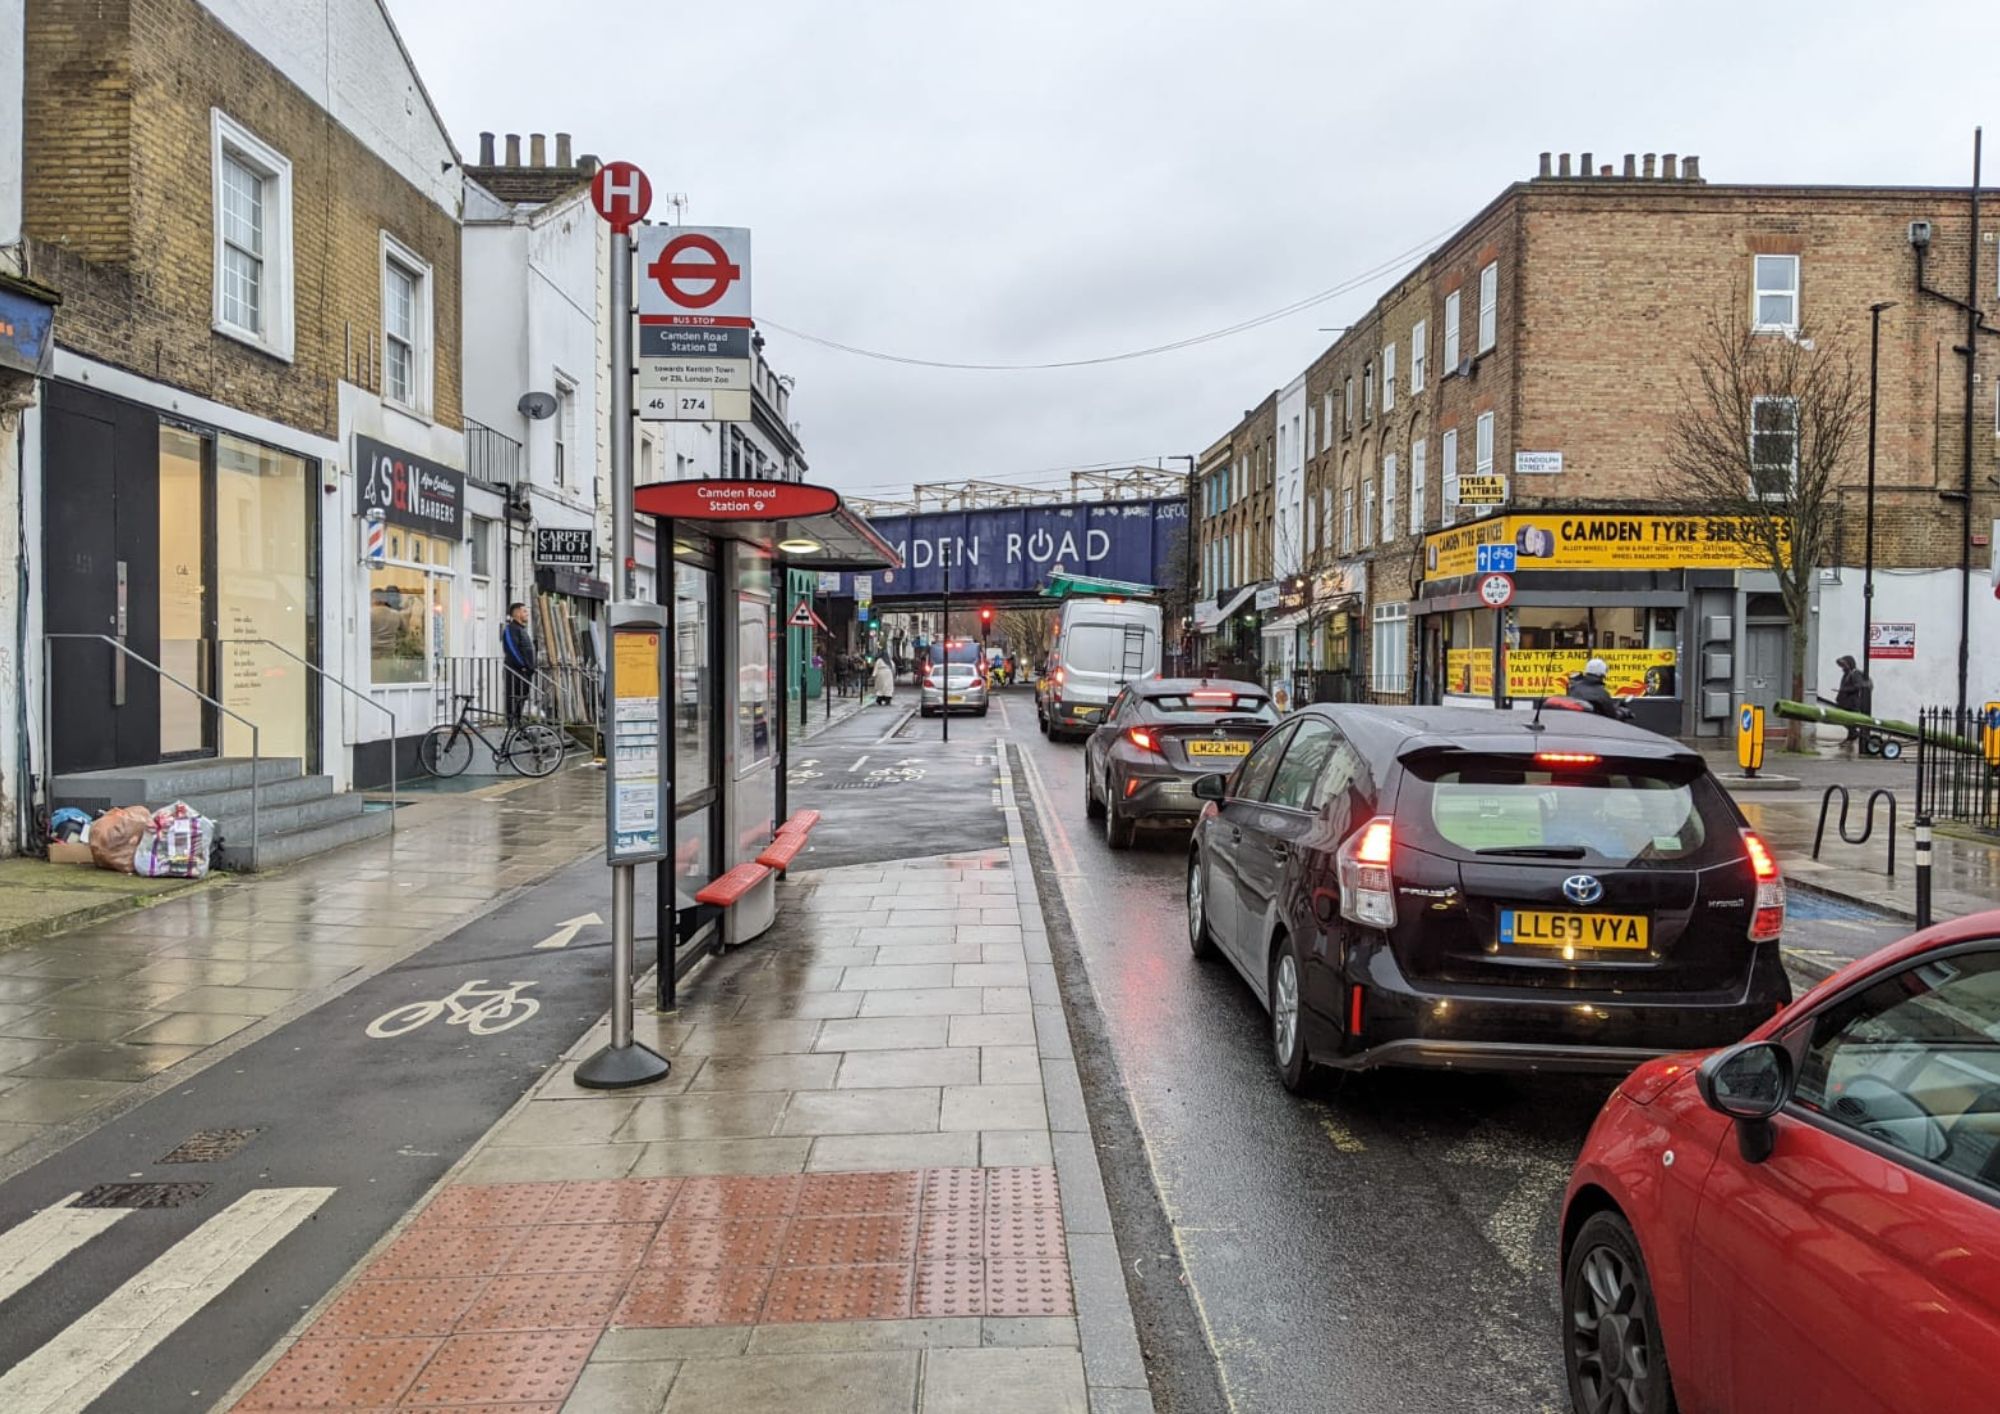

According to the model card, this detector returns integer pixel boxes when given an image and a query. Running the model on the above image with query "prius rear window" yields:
[1408,760,1734,867]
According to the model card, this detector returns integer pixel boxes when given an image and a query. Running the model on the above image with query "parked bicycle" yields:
[418,693,566,778]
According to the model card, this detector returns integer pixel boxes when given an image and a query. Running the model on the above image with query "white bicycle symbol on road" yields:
[366,979,541,1038]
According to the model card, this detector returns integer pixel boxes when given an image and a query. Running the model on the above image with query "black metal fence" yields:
[1914,705,2000,835]
[435,656,603,748]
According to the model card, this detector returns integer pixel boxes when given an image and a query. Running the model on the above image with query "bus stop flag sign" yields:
[589,161,651,235]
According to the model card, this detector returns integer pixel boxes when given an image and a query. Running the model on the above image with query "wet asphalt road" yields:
[995,688,1915,1414]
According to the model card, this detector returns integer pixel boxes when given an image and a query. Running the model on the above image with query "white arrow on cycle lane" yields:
[532,912,603,950]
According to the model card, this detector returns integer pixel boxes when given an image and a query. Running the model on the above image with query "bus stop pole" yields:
[578,223,669,1090]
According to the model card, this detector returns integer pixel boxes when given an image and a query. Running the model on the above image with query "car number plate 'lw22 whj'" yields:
[1186,740,1252,757]
[1500,910,1649,950]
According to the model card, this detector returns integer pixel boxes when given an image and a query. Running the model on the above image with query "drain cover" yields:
[73,1182,212,1209]
[829,780,886,790]
[158,1128,260,1164]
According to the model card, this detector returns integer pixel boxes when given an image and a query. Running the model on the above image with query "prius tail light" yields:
[1337,816,1398,929]
[1741,829,1785,941]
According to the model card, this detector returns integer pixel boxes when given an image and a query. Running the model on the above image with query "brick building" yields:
[15,0,464,857]
[1197,151,2000,732]
[1191,393,1276,673]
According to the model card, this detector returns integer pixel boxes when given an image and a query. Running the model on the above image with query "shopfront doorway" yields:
[42,382,318,777]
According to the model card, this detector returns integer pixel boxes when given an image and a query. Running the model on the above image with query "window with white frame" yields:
[1362,362,1374,421]
[1371,601,1409,693]
[1322,488,1332,549]
[1475,411,1495,478]
[1753,254,1800,332]
[1749,396,1799,499]
[1383,343,1397,413]
[1381,453,1397,541]
[1344,376,1354,432]
[1342,488,1354,552]
[554,380,576,488]
[1410,321,1426,393]
[1306,495,1317,553]
[1441,427,1459,527]
[1477,261,1498,353]
[1322,393,1333,451]
[1361,479,1376,548]
[1292,415,1302,469]
[381,234,433,415]
[211,110,294,359]
[1410,438,1427,535]
[1443,290,1462,371]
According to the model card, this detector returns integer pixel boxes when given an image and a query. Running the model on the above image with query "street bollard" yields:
[1914,814,1933,930]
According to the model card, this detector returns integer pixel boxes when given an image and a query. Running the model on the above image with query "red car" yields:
[1560,909,2000,1414]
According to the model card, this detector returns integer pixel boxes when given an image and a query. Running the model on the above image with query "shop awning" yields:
[1262,610,1309,634]
[632,480,901,572]
[1194,584,1259,631]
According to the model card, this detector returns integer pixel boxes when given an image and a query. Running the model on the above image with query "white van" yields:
[1039,599,1161,741]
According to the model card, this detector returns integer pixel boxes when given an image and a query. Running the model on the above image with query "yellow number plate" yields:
[948,695,965,704]
[1500,910,1648,950]
[1186,740,1252,757]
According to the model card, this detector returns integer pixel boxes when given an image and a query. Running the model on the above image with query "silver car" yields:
[919,643,989,717]
[1083,678,1277,847]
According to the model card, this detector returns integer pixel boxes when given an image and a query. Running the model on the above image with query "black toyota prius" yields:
[1184,704,1791,1091]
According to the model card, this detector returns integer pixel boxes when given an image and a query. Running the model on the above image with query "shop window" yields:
[1411,321,1426,393]
[217,435,312,760]
[1371,602,1409,694]
[675,561,713,798]
[381,234,432,416]
[1510,607,1679,698]
[1478,261,1498,353]
[211,110,294,359]
[1443,290,1462,371]
[1750,396,1798,498]
[370,530,451,685]
[1753,254,1800,332]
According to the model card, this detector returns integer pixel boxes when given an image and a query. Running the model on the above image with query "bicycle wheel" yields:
[505,724,566,778]
[467,996,541,1035]
[366,1001,443,1038]
[418,725,473,778]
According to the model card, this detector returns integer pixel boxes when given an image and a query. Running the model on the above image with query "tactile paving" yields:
[920,1167,986,1211]
[985,1257,1074,1317]
[916,1210,984,1260]
[763,1262,913,1323]
[671,1174,802,1220]
[781,1214,918,1267]
[399,1329,596,1406]
[984,1165,1062,1210]
[912,1260,985,1318]
[500,1221,654,1274]
[647,1216,790,1270]
[415,1183,558,1229]
[456,1272,629,1332]
[369,1225,525,1281]
[615,1267,772,1327]
[796,1169,921,1216]
[549,1176,681,1224]
[985,1207,1067,1259]
[310,1277,488,1339]
[236,1335,438,1409]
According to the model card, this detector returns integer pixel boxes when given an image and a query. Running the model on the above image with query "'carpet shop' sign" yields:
[1425,514,1787,578]
[356,435,465,539]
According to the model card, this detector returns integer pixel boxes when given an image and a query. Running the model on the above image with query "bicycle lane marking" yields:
[0,849,632,1414]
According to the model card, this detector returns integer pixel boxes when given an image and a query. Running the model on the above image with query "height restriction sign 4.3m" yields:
[636,225,753,423]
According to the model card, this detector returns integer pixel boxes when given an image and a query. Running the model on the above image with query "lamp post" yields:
[1168,453,1196,673]
[1862,300,1897,673]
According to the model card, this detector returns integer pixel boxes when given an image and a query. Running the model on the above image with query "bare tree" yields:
[1665,308,1865,746]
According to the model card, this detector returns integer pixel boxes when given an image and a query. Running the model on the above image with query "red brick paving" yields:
[233,1168,1072,1411]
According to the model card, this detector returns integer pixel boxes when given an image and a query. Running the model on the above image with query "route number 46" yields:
[641,392,711,419]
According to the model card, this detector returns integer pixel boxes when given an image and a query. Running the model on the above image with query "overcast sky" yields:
[391,0,1999,500]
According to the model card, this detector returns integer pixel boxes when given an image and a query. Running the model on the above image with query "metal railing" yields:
[1915,705,2000,835]
[434,656,603,750]
[43,634,262,870]
[218,638,397,824]
[464,418,523,484]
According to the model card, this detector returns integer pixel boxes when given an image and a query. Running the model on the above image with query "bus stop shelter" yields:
[632,480,899,1007]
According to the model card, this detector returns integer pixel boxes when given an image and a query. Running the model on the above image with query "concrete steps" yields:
[51,756,393,872]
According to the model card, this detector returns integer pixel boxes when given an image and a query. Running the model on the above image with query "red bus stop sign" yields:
[590,161,652,234]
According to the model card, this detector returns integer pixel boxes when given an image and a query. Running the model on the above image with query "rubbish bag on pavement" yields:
[49,807,91,843]
[132,801,216,879]
[89,805,155,873]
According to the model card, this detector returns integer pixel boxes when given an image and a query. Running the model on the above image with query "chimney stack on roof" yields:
[528,133,546,167]
[1662,153,1679,180]
[1683,155,1701,180]
[478,131,495,165]
[555,133,572,167]
[1580,152,1593,178]
[1539,152,1553,177]
[1558,153,1572,177]
[1623,153,1636,178]
[504,133,521,165]
[1535,150,1708,183]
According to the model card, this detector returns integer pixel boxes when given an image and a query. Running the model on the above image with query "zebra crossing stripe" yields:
[0,1186,335,1414]
[0,1195,132,1306]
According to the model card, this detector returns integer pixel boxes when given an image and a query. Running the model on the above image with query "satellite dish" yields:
[518,391,558,420]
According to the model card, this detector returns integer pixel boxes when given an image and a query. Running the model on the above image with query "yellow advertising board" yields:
[1456,474,1509,506]
[1424,514,1788,578]
[1442,648,1677,699]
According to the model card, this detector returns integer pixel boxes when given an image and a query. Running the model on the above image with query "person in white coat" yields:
[871,654,896,706]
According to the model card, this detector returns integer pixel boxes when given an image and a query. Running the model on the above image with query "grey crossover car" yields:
[1082,678,1277,847]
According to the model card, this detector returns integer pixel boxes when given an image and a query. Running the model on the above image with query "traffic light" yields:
[979,606,993,640]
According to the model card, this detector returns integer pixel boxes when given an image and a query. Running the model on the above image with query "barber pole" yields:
[363,509,386,565]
